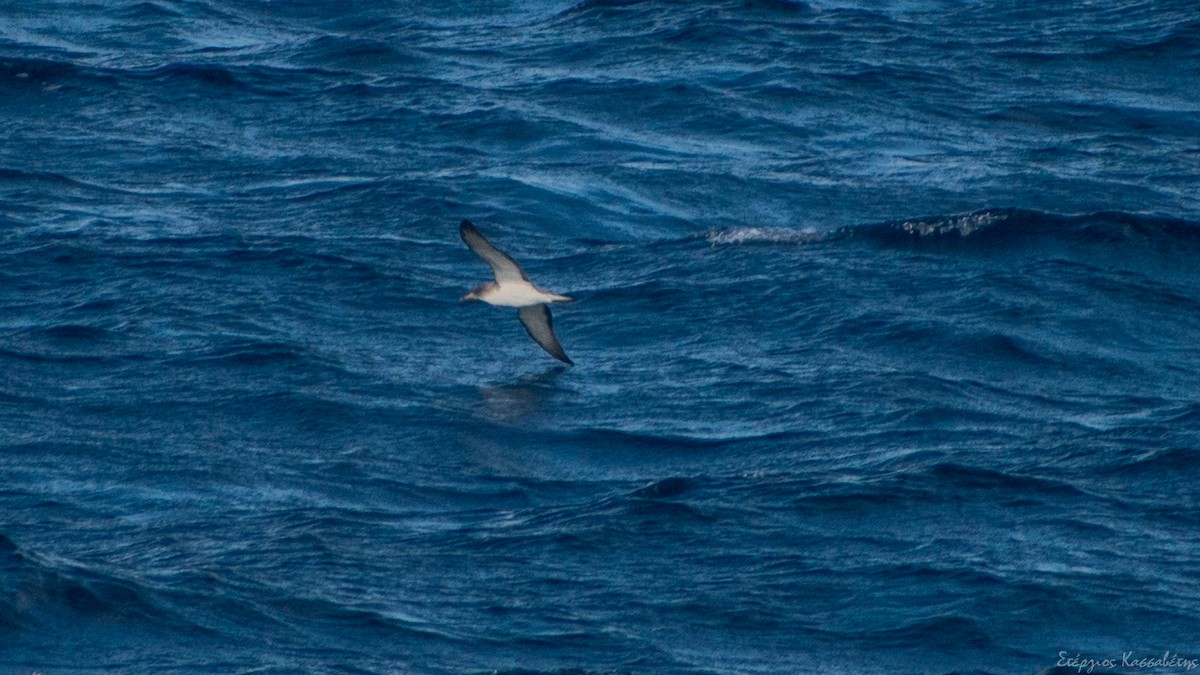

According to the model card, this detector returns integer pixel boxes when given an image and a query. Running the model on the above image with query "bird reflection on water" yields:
[476,366,572,425]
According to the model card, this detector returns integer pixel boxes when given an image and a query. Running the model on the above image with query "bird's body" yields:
[467,281,571,308]
[459,220,574,365]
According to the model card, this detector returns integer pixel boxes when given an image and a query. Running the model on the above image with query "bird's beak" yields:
[460,292,475,302]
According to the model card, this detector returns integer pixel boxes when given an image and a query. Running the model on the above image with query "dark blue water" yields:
[3,1,1200,673]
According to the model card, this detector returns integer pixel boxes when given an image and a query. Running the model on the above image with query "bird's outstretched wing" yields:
[518,304,573,365]
[460,220,528,283]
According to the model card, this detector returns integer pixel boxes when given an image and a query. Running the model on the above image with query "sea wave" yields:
[4,0,1200,672]
[705,208,1200,251]
[0,534,198,634]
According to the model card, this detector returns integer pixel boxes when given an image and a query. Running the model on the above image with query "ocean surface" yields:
[2,1,1199,673]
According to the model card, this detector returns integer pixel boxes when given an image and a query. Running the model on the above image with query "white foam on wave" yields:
[706,226,824,245]
[898,211,1007,237]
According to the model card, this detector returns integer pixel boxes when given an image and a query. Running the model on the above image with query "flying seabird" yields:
[459,220,574,365]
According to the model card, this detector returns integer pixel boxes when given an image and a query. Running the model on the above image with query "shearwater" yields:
[459,220,574,365]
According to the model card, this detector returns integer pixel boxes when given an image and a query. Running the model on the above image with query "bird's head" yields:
[460,282,492,302]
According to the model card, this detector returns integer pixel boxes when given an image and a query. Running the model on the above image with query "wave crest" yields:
[893,211,1009,238]
[847,208,1200,247]
[705,225,823,245]
[701,209,1200,253]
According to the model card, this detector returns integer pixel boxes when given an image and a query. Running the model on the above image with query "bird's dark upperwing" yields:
[460,220,527,283]
[518,305,573,365]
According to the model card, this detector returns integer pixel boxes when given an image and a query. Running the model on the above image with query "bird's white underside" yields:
[477,280,570,307]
